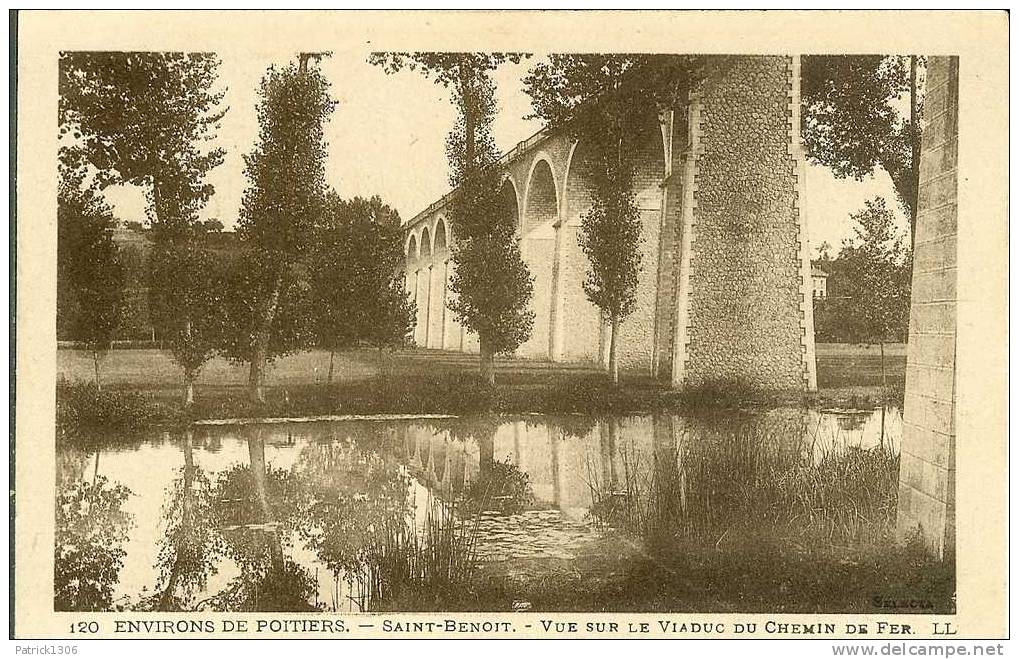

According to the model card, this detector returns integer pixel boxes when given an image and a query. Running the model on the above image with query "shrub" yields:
[56,379,161,436]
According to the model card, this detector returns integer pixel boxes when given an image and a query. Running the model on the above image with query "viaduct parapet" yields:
[403,55,817,392]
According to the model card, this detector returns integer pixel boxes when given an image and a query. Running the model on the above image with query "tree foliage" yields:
[310,194,414,355]
[59,51,227,233]
[54,475,134,611]
[234,56,336,401]
[371,52,534,382]
[523,55,701,381]
[447,176,535,357]
[801,56,922,223]
[812,198,912,345]
[59,51,228,404]
[57,163,125,380]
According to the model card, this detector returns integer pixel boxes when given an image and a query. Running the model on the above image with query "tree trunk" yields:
[608,316,620,386]
[479,333,495,386]
[181,319,195,407]
[183,372,195,408]
[92,347,102,392]
[880,340,886,391]
[909,55,920,249]
[249,273,284,404]
[327,349,335,385]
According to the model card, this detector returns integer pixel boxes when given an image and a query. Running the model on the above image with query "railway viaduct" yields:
[403,55,817,392]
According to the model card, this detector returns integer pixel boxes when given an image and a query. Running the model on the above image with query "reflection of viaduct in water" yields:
[403,55,818,391]
[395,412,812,521]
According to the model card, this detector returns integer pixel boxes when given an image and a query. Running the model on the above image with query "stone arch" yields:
[406,233,418,261]
[420,225,432,260]
[499,176,520,228]
[414,225,432,347]
[613,119,668,375]
[521,155,559,236]
[427,219,448,348]
[433,216,448,253]
[516,155,560,360]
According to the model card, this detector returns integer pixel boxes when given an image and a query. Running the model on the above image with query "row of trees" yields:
[59,52,413,404]
[58,52,925,400]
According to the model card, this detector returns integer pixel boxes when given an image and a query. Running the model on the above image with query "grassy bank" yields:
[57,347,905,434]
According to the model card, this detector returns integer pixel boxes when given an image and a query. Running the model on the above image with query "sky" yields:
[102,51,911,257]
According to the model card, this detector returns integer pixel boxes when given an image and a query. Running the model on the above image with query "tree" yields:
[820,198,912,385]
[57,161,125,389]
[370,52,534,384]
[310,194,414,383]
[59,51,228,405]
[801,55,924,245]
[523,55,702,383]
[235,54,336,403]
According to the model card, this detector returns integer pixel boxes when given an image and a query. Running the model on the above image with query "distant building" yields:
[811,263,828,299]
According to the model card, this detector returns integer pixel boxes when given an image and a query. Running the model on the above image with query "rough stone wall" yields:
[653,110,687,379]
[896,56,958,559]
[681,55,811,390]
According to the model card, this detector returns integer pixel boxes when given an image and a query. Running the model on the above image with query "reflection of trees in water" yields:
[296,427,480,611]
[204,428,317,612]
[54,473,134,611]
[142,430,225,611]
[296,437,411,576]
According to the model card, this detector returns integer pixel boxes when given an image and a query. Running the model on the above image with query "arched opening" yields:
[415,227,432,347]
[612,121,667,375]
[498,178,519,229]
[406,234,418,262]
[522,159,558,236]
[434,218,448,253]
[517,158,560,360]
[419,226,432,260]
[427,220,447,349]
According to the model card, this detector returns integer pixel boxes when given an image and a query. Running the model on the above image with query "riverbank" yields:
[56,346,906,434]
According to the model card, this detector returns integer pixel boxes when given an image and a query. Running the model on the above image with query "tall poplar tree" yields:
[524,55,701,383]
[310,193,414,383]
[235,54,336,403]
[370,53,534,384]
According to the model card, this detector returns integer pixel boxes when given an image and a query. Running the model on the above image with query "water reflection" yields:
[55,407,902,612]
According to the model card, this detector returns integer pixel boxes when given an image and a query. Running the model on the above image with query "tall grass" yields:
[586,414,900,554]
[347,501,481,611]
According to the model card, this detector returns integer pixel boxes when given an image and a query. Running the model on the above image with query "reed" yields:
[348,501,481,611]
[586,415,900,554]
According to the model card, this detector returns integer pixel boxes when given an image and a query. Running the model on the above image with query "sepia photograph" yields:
[11,9,1008,645]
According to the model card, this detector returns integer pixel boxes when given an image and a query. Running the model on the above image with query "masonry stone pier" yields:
[895,56,958,559]
[403,55,817,392]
